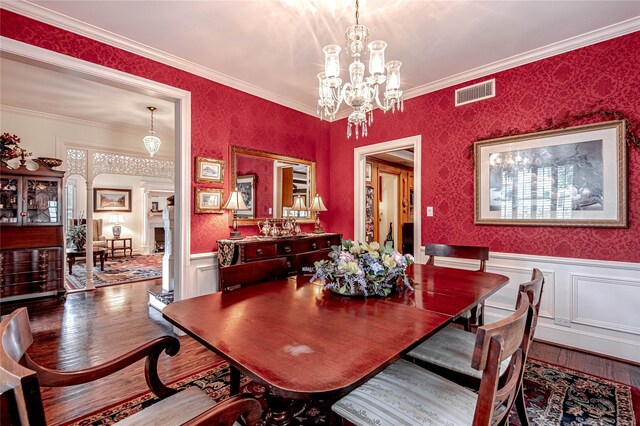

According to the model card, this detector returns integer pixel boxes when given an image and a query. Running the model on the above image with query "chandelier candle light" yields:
[317,0,404,139]
[223,188,248,240]
[143,106,161,157]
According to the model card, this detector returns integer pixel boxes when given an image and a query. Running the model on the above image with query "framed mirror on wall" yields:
[230,146,316,225]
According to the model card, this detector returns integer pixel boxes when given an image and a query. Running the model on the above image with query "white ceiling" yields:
[1,0,639,133]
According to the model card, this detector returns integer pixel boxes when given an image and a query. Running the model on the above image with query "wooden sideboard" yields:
[217,233,341,276]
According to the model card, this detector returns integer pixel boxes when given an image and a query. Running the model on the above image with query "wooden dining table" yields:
[162,264,509,425]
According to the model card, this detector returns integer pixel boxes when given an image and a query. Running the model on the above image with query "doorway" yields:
[354,135,422,257]
[1,38,192,300]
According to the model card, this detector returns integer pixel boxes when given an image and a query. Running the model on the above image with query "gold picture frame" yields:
[474,120,626,227]
[195,157,225,184]
[195,188,225,213]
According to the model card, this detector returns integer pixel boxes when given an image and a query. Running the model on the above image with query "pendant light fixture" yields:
[317,0,404,139]
[143,106,161,157]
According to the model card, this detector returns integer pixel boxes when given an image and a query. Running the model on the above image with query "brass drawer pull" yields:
[284,246,292,253]
[256,249,264,255]
[311,243,317,250]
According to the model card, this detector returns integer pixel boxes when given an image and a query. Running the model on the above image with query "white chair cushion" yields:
[407,326,509,379]
[115,386,228,426]
[332,359,477,426]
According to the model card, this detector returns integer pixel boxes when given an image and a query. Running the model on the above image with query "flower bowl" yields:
[311,240,414,297]
[36,157,63,168]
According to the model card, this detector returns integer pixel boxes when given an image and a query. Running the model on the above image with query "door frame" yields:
[353,135,421,256]
[1,37,193,300]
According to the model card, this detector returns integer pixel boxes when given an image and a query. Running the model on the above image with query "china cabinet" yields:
[0,162,66,302]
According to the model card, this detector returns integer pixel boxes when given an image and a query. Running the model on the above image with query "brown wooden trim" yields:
[532,338,640,367]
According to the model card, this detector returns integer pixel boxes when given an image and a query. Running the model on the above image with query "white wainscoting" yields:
[188,252,219,296]
[415,249,640,363]
[189,249,639,363]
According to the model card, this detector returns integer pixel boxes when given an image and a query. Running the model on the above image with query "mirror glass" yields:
[231,146,316,224]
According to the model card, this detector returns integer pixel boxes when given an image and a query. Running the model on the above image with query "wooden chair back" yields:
[518,268,545,344]
[471,293,534,426]
[1,308,46,425]
[296,248,332,273]
[219,258,289,292]
[425,244,489,271]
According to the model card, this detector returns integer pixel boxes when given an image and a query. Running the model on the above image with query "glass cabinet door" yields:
[0,176,21,225]
[26,178,61,225]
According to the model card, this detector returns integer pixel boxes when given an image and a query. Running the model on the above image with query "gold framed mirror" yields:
[230,146,316,225]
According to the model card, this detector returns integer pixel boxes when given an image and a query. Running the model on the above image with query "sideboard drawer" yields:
[244,244,277,261]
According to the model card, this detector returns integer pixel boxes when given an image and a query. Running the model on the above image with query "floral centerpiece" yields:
[311,240,414,297]
[1,133,30,168]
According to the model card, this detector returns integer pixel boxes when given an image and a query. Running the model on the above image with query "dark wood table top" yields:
[387,264,510,316]
[163,265,509,400]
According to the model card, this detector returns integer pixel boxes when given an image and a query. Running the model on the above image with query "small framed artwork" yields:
[365,162,372,182]
[195,157,225,184]
[195,188,225,213]
[94,188,132,212]
[475,120,626,227]
[236,174,255,218]
[151,201,159,212]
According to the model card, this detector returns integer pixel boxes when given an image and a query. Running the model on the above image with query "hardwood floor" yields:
[2,280,639,425]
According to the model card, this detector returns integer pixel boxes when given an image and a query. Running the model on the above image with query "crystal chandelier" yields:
[143,106,161,157]
[317,0,404,139]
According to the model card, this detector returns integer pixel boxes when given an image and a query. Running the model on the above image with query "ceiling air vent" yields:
[455,79,495,106]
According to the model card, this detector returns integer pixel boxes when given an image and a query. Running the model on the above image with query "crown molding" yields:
[402,16,640,103]
[1,104,145,135]
[2,2,639,122]
[1,1,317,117]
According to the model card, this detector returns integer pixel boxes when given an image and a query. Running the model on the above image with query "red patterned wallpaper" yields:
[326,32,640,263]
[0,10,329,253]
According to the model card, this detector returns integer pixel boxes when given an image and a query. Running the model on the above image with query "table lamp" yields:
[108,213,125,239]
[309,193,327,234]
[290,195,308,234]
[223,188,248,240]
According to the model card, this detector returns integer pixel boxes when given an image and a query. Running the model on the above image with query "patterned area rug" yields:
[66,255,163,289]
[60,358,639,426]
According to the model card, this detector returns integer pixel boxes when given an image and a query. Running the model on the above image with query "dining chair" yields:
[425,243,490,330]
[405,268,544,425]
[219,257,289,292]
[218,257,289,396]
[0,308,262,426]
[332,291,534,426]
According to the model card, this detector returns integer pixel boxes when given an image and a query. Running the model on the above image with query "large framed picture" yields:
[475,120,626,227]
[236,174,255,218]
[93,188,132,212]
[195,157,225,184]
[195,188,225,213]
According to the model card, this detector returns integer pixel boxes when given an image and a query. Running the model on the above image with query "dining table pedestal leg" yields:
[264,392,299,426]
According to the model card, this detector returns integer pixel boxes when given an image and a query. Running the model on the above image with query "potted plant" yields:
[66,224,87,251]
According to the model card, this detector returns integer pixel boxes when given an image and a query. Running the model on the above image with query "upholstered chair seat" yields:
[406,326,510,379]
[115,387,242,426]
[332,360,479,426]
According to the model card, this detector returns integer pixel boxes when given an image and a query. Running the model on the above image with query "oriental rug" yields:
[61,358,639,426]
[65,255,162,290]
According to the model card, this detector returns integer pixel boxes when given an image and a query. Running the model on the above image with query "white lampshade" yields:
[108,213,125,224]
[223,189,248,211]
[310,194,327,212]
[290,195,307,211]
